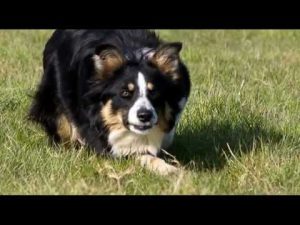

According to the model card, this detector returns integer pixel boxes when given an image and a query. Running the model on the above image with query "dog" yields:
[29,30,191,175]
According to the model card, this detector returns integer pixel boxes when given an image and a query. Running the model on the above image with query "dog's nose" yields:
[137,108,153,123]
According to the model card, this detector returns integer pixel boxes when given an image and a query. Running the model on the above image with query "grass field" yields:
[0,30,299,194]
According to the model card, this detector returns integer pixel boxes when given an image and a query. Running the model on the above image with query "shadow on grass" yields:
[168,114,285,171]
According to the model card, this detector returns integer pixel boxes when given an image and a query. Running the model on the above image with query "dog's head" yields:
[89,42,189,135]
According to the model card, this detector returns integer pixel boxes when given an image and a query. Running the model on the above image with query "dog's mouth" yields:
[132,124,152,131]
[127,123,154,134]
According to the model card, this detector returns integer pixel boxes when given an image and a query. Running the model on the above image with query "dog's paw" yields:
[154,160,179,176]
[138,154,180,176]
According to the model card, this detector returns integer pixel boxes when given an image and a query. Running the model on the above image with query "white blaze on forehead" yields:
[128,72,158,128]
[136,72,155,113]
[137,72,147,97]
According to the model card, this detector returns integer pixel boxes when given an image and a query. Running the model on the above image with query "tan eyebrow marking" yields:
[128,83,135,91]
[147,82,154,91]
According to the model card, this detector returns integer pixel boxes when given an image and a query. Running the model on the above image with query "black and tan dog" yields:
[29,30,191,175]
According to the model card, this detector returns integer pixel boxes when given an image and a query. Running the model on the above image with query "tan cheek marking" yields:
[157,103,173,132]
[101,100,125,131]
[147,82,154,91]
[128,83,135,91]
[158,110,169,132]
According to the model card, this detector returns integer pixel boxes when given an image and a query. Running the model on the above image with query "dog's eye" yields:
[148,89,160,99]
[121,89,132,98]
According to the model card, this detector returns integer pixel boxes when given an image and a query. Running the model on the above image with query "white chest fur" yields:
[108,126,165,157]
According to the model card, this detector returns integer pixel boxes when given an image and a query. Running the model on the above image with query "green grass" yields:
[0,30,300,194]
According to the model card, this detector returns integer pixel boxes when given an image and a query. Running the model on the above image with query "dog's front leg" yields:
[137,154,179,176]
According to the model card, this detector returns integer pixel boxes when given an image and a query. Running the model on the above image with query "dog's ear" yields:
[148,42,182,75]
[92,44,125,79]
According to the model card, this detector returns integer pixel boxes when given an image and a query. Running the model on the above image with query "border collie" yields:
[29,30,191,175]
